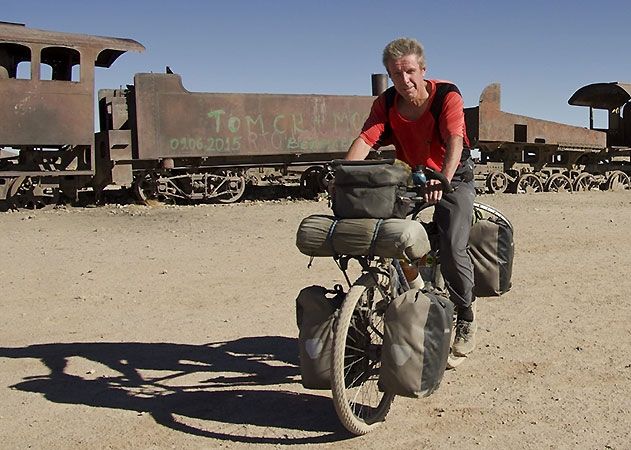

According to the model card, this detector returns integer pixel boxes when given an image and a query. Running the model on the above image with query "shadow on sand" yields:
[1,336,349,444]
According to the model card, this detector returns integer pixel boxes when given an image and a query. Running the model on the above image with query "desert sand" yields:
[1,190,630,449]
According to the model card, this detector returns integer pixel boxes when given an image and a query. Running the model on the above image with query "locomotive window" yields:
[514,124,527,143]
[551,153,568,163]
[15,61,31,80]
[40,46,80,82]
[523,147,539,163]
[592,109,608,130]
[0,43,31,79]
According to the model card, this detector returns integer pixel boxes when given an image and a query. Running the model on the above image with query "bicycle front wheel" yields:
[331,272,395,435]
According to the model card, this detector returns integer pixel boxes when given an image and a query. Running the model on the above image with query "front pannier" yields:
[379,288,454,397]
[332,159,411,219]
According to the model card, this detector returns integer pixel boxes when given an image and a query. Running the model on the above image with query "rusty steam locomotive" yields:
[1,23,630,209]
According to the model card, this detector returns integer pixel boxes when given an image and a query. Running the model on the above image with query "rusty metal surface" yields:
[0,83,94,146]
[133,73,375,163]
[568,82,631,110]
[0,23,143,152]
[0,22,144,67]
[471,83,606,150]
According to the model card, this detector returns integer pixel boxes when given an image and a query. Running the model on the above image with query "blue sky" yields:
[4,0,631,127]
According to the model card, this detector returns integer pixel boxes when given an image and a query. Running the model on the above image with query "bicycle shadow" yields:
[0,336,348,444]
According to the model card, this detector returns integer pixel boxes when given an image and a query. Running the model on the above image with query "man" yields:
[344,37,477,356]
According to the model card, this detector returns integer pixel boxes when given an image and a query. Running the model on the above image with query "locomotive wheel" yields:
[485,171,508,194]
[134,171,160,204]
[215,170,246,203]
[573,173,597,192]
[514,173,544,194]
[299,166,324,199]
[606,171,630,191]
[7,176,59,210]
[545,173,573,192]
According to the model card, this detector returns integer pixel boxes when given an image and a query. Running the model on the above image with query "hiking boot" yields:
[452,317,477,356]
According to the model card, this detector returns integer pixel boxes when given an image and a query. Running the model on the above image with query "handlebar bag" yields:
[295,285,343,389]
[332,159,411,219]
[379,287,454,398]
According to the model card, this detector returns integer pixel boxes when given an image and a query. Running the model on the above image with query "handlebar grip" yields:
[416,166,454,193]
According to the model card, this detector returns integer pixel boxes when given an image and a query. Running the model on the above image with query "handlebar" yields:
[323,162,454,192]
[406,166,455,217]
[411,165,454,194]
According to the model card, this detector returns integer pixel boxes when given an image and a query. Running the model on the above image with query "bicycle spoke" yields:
[344,344,365,354]
[343,356,363,372]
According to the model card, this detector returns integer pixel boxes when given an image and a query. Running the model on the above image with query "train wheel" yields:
[573,173,597,192]
[134,171,160,204]
[7,176,59,210]
[299,166,324,199]
[485,171,508,194]
[514,173,544,194]
[545,173,573,192]
[606,171,630,191]
[215,170,246,203]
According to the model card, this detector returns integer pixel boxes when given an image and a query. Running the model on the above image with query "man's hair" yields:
[382,37,425,70]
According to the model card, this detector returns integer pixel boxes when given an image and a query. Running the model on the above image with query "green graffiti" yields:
[207,109,226,133]
[246,115,265,136]
[228,116,240,133]
[203,107,366,148]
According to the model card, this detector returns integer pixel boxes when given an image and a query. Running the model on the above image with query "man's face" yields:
[386,54,426,103]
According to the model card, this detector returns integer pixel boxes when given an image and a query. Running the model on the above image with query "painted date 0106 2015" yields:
[169,135,355,154]
[169,136,241,153]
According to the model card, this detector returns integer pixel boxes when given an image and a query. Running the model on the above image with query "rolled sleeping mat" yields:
[296,214,430,261]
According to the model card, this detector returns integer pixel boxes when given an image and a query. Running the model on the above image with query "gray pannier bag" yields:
[379,288,454,398]
[468,205,514,297]
[295,285,343,389]
[296,215,430,261]
[332,159,411,219]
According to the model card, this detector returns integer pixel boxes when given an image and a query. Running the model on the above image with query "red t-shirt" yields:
[359,79,469,171]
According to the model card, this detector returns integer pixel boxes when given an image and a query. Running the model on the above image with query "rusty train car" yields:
[465,83,631,193]
[95,73,377,204]
[1,23,630,209]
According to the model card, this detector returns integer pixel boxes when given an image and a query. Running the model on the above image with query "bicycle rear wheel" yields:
[331,272,395,435]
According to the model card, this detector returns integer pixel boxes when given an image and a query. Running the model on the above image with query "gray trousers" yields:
[434,177,476,312]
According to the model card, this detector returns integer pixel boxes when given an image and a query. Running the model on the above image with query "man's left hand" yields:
[424,178,443,204]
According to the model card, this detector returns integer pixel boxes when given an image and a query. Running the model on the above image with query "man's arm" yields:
[425,134,463,204]
[441,134,464,182]
[344,137,372,160]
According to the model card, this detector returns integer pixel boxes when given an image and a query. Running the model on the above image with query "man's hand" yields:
[424,178,443,204]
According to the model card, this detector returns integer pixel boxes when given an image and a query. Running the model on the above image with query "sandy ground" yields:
[1,190,630,449]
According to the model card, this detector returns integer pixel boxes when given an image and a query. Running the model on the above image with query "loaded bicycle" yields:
[295,160,513,435]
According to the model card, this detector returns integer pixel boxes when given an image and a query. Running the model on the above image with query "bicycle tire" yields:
[473,201,514,232]
[331,272,395,435]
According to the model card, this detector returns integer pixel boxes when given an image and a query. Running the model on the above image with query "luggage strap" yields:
[325,218,384,259]
[325,218,339,255]
[368,219,383,258]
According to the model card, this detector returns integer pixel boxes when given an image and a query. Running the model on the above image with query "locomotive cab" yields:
[0,22,144,208]
[568,82,631,150]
